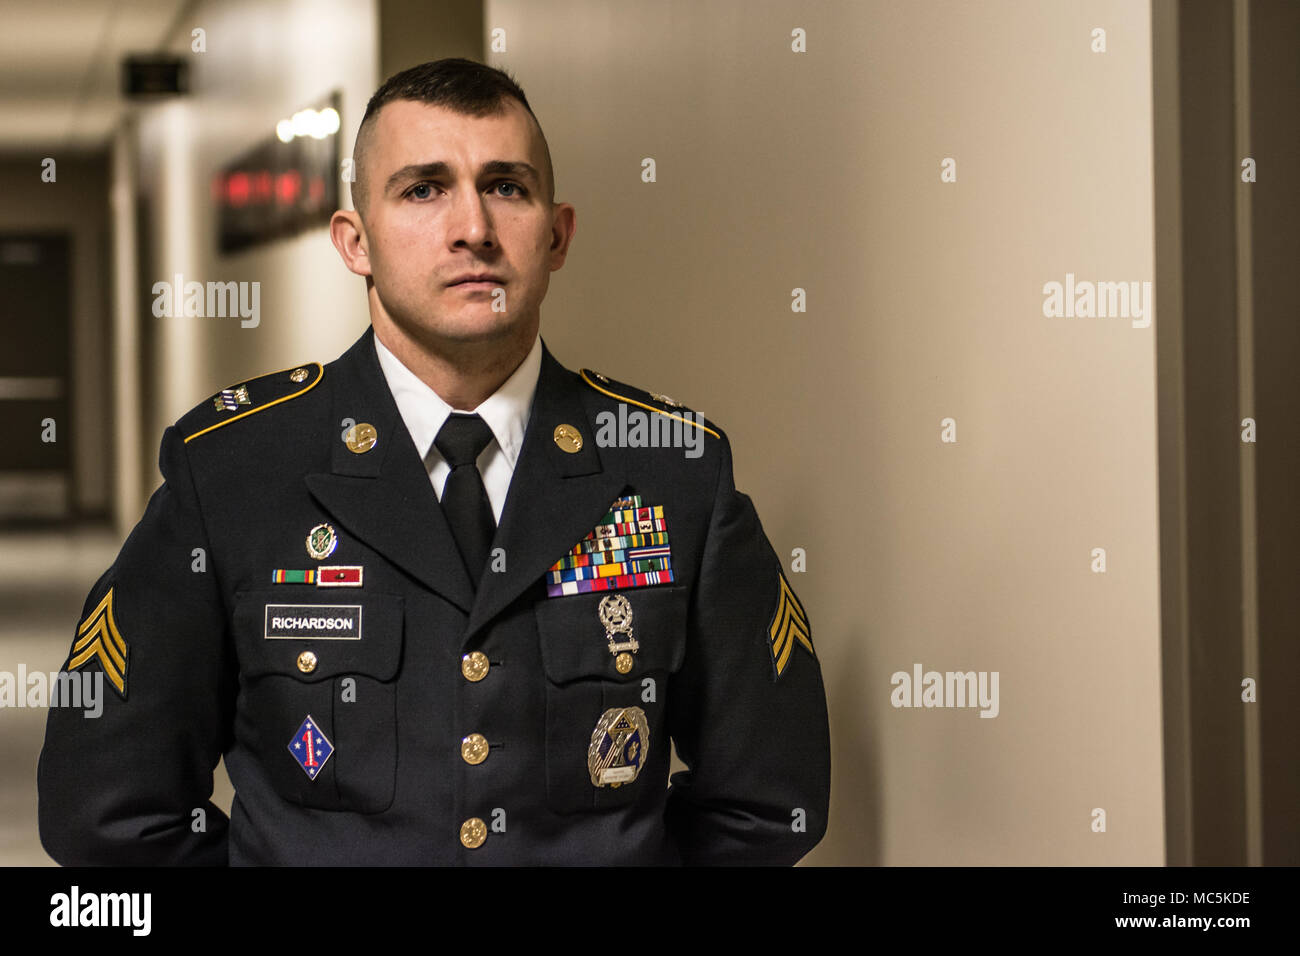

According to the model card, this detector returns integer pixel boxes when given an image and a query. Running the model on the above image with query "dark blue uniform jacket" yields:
[38,327,830,865]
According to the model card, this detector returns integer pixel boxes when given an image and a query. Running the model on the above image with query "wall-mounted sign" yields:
[214,91,341,254]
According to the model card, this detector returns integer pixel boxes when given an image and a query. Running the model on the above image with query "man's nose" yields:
[446,186,495,248]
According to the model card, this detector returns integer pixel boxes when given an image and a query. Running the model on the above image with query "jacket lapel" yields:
[304,328,476,614]
[464,343,626,641]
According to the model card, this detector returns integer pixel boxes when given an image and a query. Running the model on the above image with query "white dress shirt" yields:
[373,332,542,524]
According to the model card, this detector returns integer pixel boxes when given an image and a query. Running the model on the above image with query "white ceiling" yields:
[0,0,189,153]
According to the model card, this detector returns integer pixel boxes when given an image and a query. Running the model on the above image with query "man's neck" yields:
[371,313,537,411]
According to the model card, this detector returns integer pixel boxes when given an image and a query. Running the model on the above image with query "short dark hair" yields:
[350,57,554,218]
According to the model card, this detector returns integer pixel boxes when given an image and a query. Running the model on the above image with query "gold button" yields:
[461,733,490,765]
[553,424,582,454]
[296,651,317,674]
[615,652,633,674]
[290,367,309,383]
[344,422,378,454]
[461,651,489,682]
[460,817,487,849]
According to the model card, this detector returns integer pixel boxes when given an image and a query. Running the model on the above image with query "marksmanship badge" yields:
[598,594,639,674]
[588,706,649,787]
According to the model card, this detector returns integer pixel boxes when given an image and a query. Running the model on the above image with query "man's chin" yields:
[434,320,519,345]
[398,314,530,350]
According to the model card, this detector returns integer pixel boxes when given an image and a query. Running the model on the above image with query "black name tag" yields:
[264,604,362,639]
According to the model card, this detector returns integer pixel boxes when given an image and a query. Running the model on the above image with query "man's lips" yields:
[447,275,505,288]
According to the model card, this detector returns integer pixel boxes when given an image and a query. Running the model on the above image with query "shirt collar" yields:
[373,331,542,469]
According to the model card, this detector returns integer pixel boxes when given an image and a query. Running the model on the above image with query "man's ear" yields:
[330,208,372,277]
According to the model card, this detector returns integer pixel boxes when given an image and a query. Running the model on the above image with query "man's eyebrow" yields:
[384,161,541,194]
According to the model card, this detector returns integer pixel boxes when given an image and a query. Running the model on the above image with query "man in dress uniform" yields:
[37,58,830,865]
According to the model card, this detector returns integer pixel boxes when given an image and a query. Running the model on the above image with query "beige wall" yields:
[488,0,1163,864]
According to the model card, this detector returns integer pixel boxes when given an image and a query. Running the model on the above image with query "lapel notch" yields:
[304,328,476,614]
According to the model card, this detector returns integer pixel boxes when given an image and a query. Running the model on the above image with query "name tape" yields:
[264,604,363,640]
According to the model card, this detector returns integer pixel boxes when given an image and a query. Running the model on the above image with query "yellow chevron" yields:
[768,573,813,678]
[68,587,128,696]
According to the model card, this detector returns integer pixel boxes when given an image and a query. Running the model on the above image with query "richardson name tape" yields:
[264,604,363,640]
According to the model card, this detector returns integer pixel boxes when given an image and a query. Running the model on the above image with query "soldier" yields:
[38,58,830,865]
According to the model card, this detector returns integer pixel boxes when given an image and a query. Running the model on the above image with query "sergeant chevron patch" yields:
[768,572,813,680]
[68,587,128,698]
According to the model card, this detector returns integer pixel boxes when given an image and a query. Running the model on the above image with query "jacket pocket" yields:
[232,589,404,813]
[534,585,687,814]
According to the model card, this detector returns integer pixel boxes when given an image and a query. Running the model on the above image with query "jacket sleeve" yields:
[665,430,831,864]
[37,425,236,865]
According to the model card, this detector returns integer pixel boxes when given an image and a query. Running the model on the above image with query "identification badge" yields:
[588,706,650,787]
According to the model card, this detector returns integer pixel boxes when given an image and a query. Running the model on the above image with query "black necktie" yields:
[434,413,497,586]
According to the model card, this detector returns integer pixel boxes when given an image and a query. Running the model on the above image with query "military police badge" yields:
[588,706,650,787]
[305,523,338,560]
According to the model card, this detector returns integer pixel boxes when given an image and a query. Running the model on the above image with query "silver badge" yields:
[599,594,638,674]
[588,706,650,787]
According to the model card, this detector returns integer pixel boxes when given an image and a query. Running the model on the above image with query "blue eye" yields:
[403,181,525,201]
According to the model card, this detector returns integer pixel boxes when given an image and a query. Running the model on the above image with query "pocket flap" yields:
[535,585,687,685]
[233,589,404,682]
